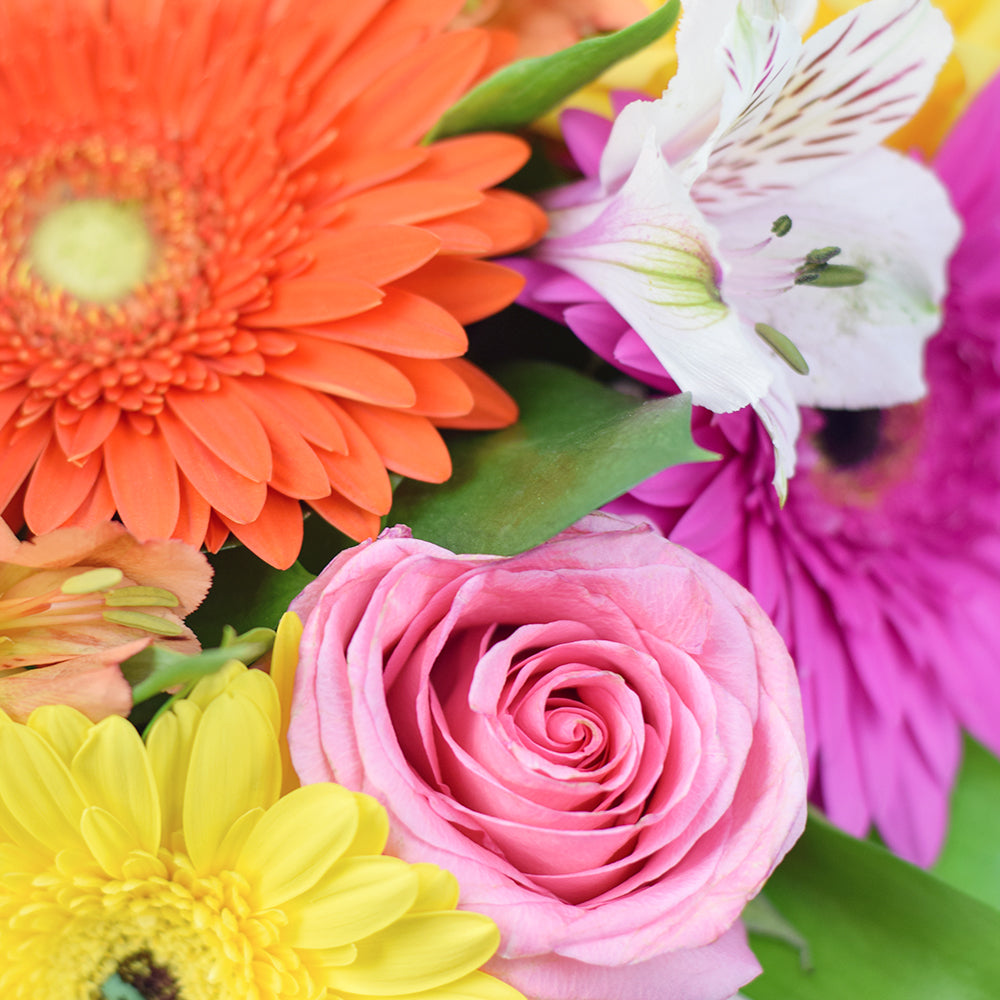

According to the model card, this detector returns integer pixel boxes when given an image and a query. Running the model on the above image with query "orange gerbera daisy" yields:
[0,0,546,568]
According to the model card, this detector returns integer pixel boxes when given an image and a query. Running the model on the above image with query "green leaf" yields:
[123,627,276,705]
[933,735,1000,911]
[391,361,712,555]
[186,544,315,647]
[426,0,680,140]
[742,894,811,970]
[745,812,1000,1000]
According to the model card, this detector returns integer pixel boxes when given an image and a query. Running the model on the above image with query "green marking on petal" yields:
[104,586,180,608]
[28,197,155,303]
[102,609,185,637]
[613,235,728,328]
[61,568,124,595]
[755,323,810,375]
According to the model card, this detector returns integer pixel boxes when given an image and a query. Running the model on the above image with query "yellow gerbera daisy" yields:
[0,658,523,1000]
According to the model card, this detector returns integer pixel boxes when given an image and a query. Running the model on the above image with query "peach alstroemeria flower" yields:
[0,520,210,721]
[452,0,651,58]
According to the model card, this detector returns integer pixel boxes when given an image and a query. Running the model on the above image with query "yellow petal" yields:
[212,807,264,872]
[410,863,459,913]
[183,691,280,873]
[287,855,418,950]
[71,716,160,856]
[323,912,500,996]
[0,723,85,853]
[238,782,360,909]
[26,704,92,766]
[146,698,202,843]
[186,659,248,710]
[80,805,139,878]
[344,792,389,857]
[336,970,526,1000]
[227,667,282,734]
[271,611,303,794]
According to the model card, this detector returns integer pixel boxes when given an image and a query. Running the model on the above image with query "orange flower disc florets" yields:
[0,0,546,568]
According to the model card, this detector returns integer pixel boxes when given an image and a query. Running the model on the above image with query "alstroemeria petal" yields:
[726,145,961,408]
[600,0,815,190]
[753,373,802,498]
[695,0,952,210]
[541,132,775,414]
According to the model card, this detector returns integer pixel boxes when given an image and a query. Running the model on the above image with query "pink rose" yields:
[289,514,807,1000]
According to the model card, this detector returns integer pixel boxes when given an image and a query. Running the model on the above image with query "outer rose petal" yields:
[289,515,807,1000]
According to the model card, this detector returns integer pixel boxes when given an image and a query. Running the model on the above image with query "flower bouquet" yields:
[2,0,1000,997]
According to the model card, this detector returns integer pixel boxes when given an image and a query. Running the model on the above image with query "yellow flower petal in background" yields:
[0,660,523,1000]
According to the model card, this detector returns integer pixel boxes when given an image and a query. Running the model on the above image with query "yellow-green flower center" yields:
[27,197,155,304]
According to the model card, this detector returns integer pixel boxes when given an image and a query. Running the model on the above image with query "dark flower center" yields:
[815,408,883,468]
[111,950,180,1000]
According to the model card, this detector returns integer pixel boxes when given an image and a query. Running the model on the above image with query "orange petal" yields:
[56,472,116,530]
[165,380,273,482]
[308,288,467,360]
[203,513,232,554]
[326,148,428,198]
[418,221,492,255]
[22,441,103,534]
[334,30,490,151]
[229,377,348,454]
[237,394,332,501]
[350,0,465,37]
[339,401,452,483]
[0,384,29,428]
[0,419,51,513]
[433,358,518,429]
[267,335,416,407]
[313,400,393,515]
[243,277,384,327]
[308,492,382,544]
[338,180,483,227]
[0,652,135,724]
[381,355,474,418]
[394,256,525,323]
[410,133,531,189]
[104,419,181,540]
[173,473,213,551]
[437,189,548,256]
[157,409,267,525]
[300,225,441,286]
[220,491,305,570]
[54,398,121,462]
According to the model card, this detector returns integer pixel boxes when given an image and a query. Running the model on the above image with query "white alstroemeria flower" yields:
[536,0,961,493]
